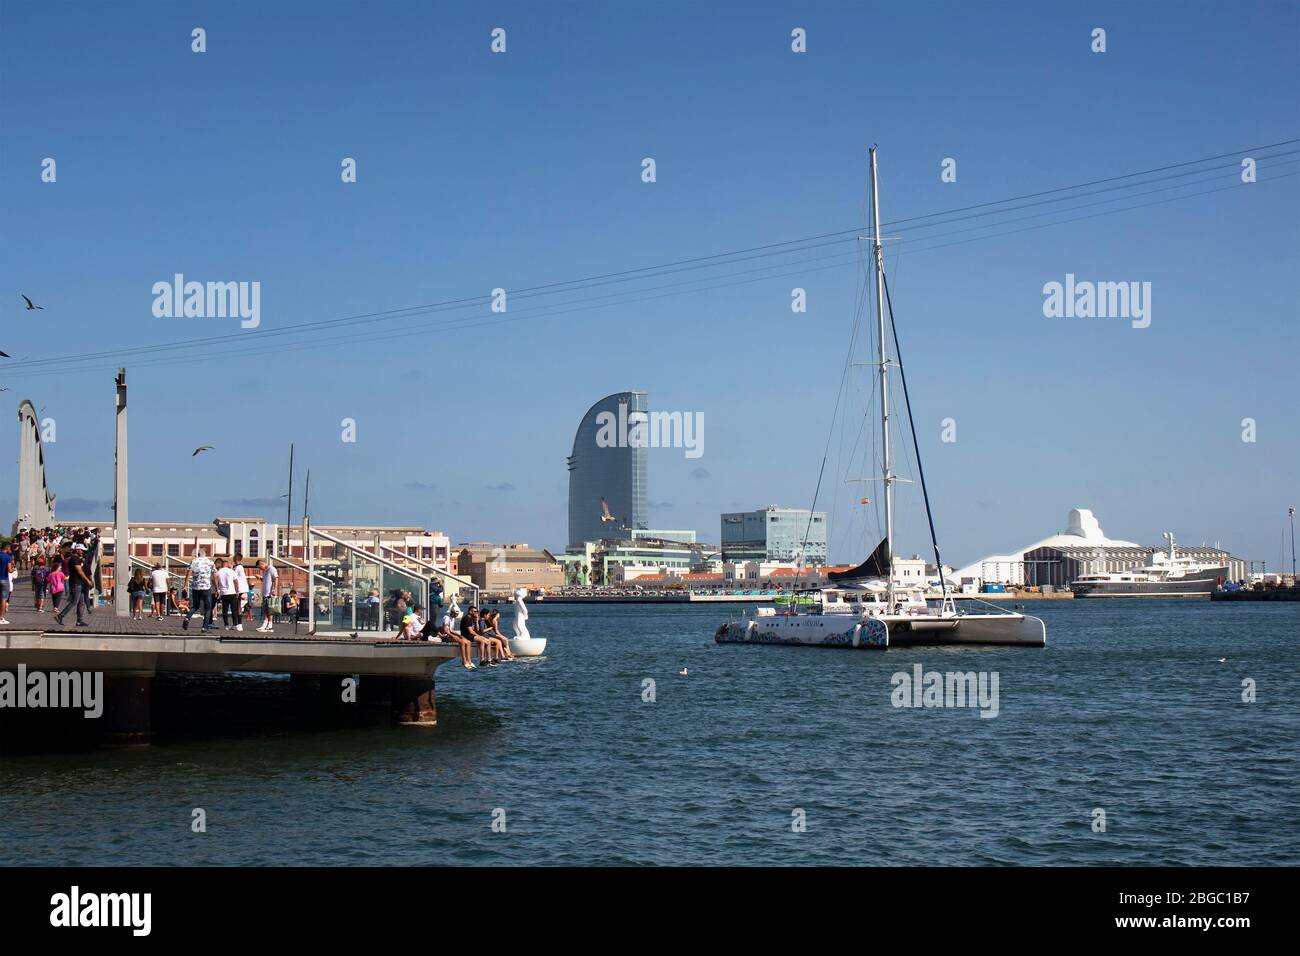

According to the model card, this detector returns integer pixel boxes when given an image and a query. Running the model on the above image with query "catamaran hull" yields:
[891,613,1046,647]
[715,616,890,648]
[715,613,1045,648]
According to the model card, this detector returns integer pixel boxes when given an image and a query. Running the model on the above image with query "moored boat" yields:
[713,148,1046,651]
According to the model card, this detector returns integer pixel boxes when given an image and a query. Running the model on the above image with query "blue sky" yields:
[2,0,1297,567]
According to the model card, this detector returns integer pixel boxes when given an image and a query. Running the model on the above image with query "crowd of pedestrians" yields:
[2,526,101,627]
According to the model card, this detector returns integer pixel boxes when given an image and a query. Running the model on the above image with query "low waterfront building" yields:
[953,508,1246,587]
[455,542,565,593]
[81,518,452,592]
[720,506,827,564]
[560,535,718,586]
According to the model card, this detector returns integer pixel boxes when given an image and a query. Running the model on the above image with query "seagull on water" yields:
[678,667,688,677]
[20,294,44,311]
[1217,657,1227,663]
[192,445,214,456]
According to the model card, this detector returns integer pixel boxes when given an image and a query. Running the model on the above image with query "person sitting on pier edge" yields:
[479,609,517,662]
[183,547,217,632]
[393,603,424,641]
[281,589,299,624]
[169,586,190,619]
[460,606,497,666]
[430,608,475,670]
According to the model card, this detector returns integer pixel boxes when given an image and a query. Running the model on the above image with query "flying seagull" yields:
[600,498,616,523]
[20,294,43,310]
[192,445,214,456]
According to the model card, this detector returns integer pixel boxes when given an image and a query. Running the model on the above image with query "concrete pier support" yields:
[99,670,153,746]
[390,676,437,726]
[289,672,321,700]
[359,675,393,708]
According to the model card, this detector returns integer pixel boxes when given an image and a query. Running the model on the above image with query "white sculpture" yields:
[507,587,547,657]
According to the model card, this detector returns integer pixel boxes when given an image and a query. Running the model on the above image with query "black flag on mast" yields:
[828,537,891,582]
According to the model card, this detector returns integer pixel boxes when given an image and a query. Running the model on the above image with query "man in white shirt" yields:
[256,560,278,632]
[149,564,169,620]
[214,558,241,631]
[183,547,216,632]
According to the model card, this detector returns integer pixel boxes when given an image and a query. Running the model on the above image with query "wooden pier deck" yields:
[1,578,451,744]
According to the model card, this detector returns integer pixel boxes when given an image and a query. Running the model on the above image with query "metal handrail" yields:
[373,542,478,595]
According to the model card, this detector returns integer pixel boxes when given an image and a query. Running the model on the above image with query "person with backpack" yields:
[31,557,50,612]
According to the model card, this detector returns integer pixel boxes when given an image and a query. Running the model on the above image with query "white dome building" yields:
[951,509,1138,587]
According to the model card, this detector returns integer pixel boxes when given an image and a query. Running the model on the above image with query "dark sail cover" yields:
[828,537,891,582]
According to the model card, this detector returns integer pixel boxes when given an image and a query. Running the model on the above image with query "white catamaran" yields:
[715,148,1045,650]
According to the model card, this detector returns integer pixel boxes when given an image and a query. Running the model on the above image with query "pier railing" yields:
[307,526,477,636]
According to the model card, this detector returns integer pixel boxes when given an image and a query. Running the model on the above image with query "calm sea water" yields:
[1,599,1297,866]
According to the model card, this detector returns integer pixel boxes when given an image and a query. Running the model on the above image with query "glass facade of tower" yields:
[720,507,827,564]
[567,391,649,549]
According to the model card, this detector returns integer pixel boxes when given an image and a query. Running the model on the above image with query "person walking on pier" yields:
[150,563,169,620]
[31,557,49,612]
[47,558,66,613]
[0,541,13,625]
[256,559,278,632]
[232,559,251,626]
[183,547,216,632]
[53,545,93,628]
[215,557,241,631]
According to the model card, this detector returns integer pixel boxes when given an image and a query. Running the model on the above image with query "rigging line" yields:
[802,229,873,581]
[11,147,1296,375]
[883,154,1300,244]
[6,235,864,371]
[871,139,1300,229]
[12,142,1294,372]
[11,167,1296,382]
[881,267,947,601]
[893,168,1300,259]
[867,148,1300,238]
[2,249,878,380]
[11,167,1298,379]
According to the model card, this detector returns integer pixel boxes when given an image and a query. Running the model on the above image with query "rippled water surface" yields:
[1,600,1297,865]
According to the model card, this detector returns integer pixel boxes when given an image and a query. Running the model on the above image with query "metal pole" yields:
[1289,507,1296,578]
[284,443,294,557]
[113,369,130,617]
[869,147,892,606]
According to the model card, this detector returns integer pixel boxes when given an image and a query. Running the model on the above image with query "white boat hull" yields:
[716,611,1045,648]
[716,615,889,648]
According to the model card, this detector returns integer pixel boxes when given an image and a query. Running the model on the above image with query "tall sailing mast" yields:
[869,147,894,603]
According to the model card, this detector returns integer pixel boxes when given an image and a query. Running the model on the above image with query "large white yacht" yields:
[1069,533,1227,598]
